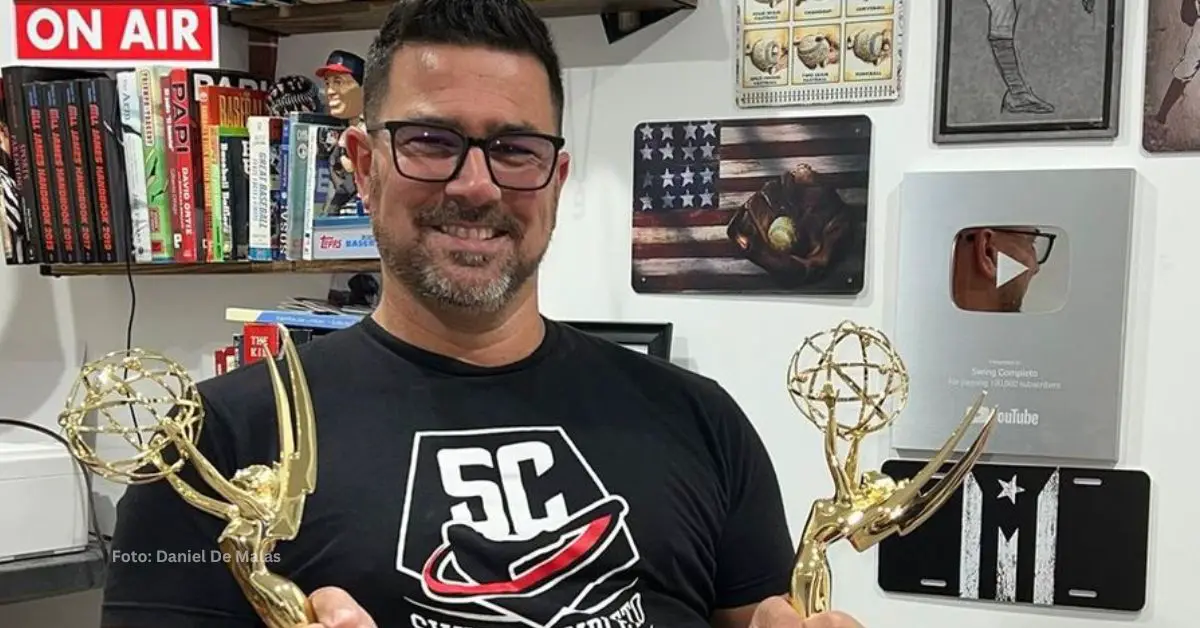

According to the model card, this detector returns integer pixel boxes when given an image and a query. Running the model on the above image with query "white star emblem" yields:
[680,166,695,186]
[998,475,1024,505]
[638,124,653,141]
[700,121,717,137]
[699,167,714,184]
[700,143,716,159]
[659,169,675,187]
[684,122,698,139]
[659,124,675,140]
[682,145,697,160]
[661,192,676,208]
[680,193,695,207]
[638,195,652,210]
[699,192,714,207]
[639,146,653,160]
[658,143,675,159]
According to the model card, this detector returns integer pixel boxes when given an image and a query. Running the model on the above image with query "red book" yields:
[241,323,280,365]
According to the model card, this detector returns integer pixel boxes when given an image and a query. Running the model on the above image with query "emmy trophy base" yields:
[876,459,1151,613]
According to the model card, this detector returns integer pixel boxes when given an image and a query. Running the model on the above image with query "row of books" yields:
[0,64,377,267]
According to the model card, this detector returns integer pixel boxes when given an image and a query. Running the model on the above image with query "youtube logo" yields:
[996,250,1029,287]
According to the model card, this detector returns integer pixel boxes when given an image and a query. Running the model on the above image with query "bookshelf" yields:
[39,260,380,277]
[222,0,699,36]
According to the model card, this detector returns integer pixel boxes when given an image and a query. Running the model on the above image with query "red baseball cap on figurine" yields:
[315,49,365,85]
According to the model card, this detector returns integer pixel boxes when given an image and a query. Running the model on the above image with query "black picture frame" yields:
[932,0,1124,144]
[562,321,673,360]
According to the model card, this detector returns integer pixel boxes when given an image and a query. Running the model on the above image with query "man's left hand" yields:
[749,596,864,628]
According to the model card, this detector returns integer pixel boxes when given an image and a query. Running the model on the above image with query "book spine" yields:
[3,72,43,262]
[116,71,151,262]
[44,82,80,263]
[82,78,119,262]
[198,85,221,261]
[167,68,197,261]
[247,115,270,260]
[25,83,58,262]
[62,80,98,263]
[94,77,131,262]
[285,122,309,260]
[137,67,172,261]
[277,117,291,260]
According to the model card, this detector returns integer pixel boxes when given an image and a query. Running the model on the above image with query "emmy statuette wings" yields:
[785,320,998,618]
[58,324,319,628]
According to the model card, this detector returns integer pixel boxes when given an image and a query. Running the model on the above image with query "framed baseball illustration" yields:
[1143,0,1200,152]
[877,459,1151,612]
[630,115,870,295]
[932,0,1125,143]
[562,322,674,360]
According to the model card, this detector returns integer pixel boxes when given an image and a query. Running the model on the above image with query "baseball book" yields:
[199,84,268,261]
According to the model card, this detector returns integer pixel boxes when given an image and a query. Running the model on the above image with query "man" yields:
[98,1,862,627]
[950,227,1051,313]
[1150,0,1200,126]
[981,0,1094,114]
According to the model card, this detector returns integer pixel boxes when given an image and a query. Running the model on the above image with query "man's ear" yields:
[343,125,375,209]
[974,228,997,280]
[555,150,571,188]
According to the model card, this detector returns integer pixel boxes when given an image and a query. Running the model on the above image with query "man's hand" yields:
[305,586,377,628]
[749,596,864,628]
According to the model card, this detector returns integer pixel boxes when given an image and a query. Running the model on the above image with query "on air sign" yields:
[12,0,219,65]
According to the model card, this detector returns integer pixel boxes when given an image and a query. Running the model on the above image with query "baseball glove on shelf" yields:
[725,163,852,286]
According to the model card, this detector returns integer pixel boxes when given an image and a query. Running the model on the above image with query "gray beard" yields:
[374,218,543,314]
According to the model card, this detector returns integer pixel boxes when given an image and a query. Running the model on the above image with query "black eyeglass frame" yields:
[962,227,1057,265]
[365,120,566,191]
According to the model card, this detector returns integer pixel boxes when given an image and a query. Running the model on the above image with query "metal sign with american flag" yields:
[630,114,871,294]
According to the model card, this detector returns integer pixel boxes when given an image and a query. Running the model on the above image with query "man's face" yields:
[351,44,569,314]
[324,72,363,119]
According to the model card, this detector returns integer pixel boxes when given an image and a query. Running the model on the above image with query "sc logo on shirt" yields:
[395,426,641,628]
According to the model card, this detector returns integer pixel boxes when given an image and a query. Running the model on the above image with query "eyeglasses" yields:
[365,120,565,191]
[963,227,1057,265]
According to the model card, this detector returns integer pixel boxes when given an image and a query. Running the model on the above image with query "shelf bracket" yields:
[600,9,683,44]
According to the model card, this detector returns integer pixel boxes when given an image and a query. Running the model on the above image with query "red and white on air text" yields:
[12,2,217,63]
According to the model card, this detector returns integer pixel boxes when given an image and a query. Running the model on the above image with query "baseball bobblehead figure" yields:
[315,50,366,215]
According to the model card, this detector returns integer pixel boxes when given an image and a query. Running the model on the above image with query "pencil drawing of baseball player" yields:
[981,0,1095,114]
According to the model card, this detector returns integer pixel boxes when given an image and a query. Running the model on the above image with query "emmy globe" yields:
[57,325,319,628]
[785,320,998,618]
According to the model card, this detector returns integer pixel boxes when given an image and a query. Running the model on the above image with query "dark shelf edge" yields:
[38,260,382,277]
[0,543,107,606]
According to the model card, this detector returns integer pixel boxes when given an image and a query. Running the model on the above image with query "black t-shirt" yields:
[100,317,793,628]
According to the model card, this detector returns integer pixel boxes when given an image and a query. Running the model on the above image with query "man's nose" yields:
[444,147,502,204]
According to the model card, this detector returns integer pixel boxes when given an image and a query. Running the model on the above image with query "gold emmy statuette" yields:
[58,325,318,628]
[785,320,997,618]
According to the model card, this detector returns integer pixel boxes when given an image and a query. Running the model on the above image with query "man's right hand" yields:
[305,586,377,628]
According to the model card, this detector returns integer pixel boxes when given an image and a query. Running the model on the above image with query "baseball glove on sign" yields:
[725,163,851,286]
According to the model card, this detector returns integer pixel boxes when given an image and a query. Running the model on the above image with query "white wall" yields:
[0,0,1188,626]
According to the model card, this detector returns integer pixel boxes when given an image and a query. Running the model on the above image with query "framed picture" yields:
[562,321,674,360]
[1143,0,1200,152]
[932,0,1124,144]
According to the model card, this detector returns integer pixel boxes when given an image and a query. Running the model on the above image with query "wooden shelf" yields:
[224,0,698,36]
[40,259,380,277]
